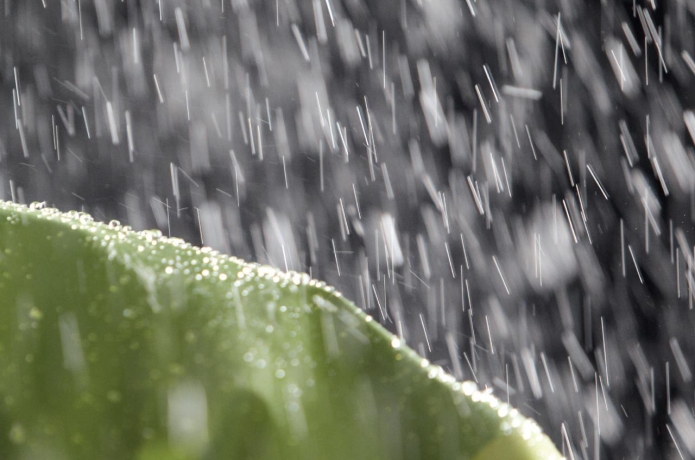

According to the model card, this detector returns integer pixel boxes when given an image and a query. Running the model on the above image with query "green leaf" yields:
[0,201,563,459]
